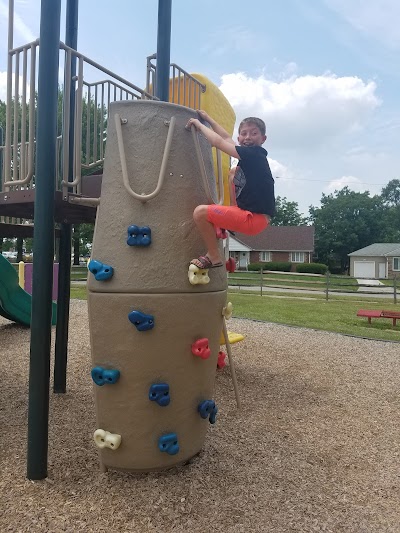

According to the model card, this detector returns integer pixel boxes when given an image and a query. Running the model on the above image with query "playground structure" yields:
[0,0,242,478]
[0,253,57,326]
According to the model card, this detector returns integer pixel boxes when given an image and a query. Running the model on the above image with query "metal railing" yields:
[2,40,156,198]
[146,53,206,109]
[1,43,207,206]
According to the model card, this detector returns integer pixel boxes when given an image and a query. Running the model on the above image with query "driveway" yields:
[356,278,394,293]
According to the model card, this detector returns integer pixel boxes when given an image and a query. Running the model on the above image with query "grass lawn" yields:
[228,292,400,342]
[70,284,399,342]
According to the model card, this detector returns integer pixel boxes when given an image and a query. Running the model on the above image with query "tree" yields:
[309,187,384,272]
[381,179,400,207]
[271,196,308,226]
[380,179,400,242]
[72,223,94,264]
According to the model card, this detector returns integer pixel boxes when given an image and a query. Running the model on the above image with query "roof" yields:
[348,243,400,257]
[232,225,315,252]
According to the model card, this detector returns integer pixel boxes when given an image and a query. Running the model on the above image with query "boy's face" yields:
[238,123,266,147]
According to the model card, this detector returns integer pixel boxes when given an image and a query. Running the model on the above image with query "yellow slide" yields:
[169,73,236,206]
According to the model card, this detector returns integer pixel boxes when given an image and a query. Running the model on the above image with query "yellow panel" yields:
[219,331,245,346]
[169,74,236,206]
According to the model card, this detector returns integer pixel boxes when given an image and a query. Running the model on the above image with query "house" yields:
[228,226,315,270]
[348,243,400,279]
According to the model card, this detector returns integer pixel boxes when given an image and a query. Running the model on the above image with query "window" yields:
[394,257,400,271]
[260,251,271,262]
[291,252,305,263]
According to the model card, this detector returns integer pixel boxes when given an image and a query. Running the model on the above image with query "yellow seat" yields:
[219,331,245,346]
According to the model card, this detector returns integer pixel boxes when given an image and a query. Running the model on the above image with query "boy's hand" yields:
[196,110,211,122]
[185,118,202,131]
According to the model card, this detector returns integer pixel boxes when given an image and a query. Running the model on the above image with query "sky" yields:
[0,0,399,216]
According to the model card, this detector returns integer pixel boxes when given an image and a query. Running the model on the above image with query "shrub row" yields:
[248,262,292,272]
[295,262,328,275]
[247,261,328,274]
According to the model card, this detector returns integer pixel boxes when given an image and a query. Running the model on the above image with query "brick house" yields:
[228,226,315,270]
[348,243,400,279]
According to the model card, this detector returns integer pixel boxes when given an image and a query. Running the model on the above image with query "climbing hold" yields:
[217,351,226,369]
[91,366,120,386]
[215,227,228,239]
[198,400,218,424]
[88,259,114,281]
[188,264,210,285]
[158,433,179,455]
[225,258,236,273]
[128,310,155,331]
[149,383,170,406]
[191,338,211,360]
[93,429,121,450]
[222,302,233,319]
[127,225,152,247]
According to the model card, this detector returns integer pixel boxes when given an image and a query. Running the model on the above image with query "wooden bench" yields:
[357,309,400,327]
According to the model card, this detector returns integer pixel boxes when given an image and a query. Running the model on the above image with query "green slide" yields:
[0,254,57,327]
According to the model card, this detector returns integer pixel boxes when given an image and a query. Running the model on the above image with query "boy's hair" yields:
[238,117,266,136]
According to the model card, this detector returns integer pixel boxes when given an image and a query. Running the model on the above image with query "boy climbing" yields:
[186,110,275,269]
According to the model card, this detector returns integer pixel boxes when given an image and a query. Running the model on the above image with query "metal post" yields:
[325,270,330,301]
[260,267,263,297]
[155,0,172,101]
[27,0,61,480]
[54,0,79,393]
[394,275,397,305]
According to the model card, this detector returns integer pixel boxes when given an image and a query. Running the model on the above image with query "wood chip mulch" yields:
[1,300,399,532]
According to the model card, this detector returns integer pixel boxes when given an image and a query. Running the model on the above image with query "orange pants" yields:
[207,204,269,235]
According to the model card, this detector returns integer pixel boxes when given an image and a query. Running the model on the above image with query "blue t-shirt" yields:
[233,145,275,217]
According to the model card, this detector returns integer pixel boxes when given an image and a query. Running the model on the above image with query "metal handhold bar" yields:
[190,125,223,205]
[115,113,176,202]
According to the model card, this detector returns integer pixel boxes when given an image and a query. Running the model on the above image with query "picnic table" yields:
[357,309,400,327]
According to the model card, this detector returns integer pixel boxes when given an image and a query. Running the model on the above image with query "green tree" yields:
[309,187,384,272]
[271,196,308,226]
[380,179,400,242]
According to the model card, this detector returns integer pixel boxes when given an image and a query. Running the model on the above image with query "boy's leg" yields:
[190,204,269,268]
[192,205,222,266]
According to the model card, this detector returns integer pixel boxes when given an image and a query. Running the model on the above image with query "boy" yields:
[186,110,275,269]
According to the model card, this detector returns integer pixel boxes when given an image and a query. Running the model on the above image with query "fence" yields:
[228,270,398,303]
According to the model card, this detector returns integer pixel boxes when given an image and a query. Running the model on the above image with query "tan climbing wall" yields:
[87,100,228,472]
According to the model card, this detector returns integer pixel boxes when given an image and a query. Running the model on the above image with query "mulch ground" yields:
[0,300,399,532]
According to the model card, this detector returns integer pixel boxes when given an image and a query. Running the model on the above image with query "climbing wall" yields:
[87,100,228,472]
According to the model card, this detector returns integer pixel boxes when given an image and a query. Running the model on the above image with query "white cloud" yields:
[0,71,7,101]
[0,70,31,102]
[326,175,367,193]
[0,1,36,44]
[268,158,293,181]
[219,71,380,148]
[324,0,400,49]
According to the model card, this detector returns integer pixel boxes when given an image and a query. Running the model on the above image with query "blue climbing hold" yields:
[128,310,155,331]
[127,225,152,247]
[149,383,170,406]
[91,366,120,386]
[88,259,114,281]
[158,433,179,455]
[198,400,218,424]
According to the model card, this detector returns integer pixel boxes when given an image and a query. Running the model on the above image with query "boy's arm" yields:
[197,110,235,145]
[186,118,240,159]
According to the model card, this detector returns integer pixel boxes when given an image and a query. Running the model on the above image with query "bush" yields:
[248,261,292,272]
[295,262,328,275]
